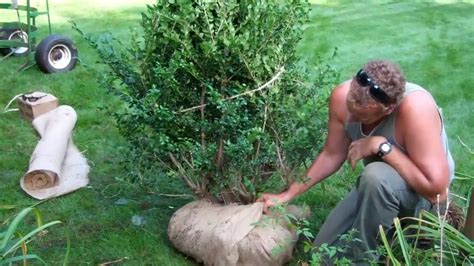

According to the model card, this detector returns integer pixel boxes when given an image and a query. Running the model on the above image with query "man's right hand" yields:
[256,192,289,214]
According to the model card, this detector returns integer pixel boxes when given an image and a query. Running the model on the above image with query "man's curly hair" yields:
[352,60,406,106]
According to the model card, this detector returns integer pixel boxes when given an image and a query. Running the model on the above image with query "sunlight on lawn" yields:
[49,0,155,9]
[309,0,474,4]
[1,0,155,22]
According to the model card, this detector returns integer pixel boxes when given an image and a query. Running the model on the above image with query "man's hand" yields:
[347,136,386,169]
[256,192,288,214]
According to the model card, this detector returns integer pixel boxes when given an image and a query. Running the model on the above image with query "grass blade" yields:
[378,225,401,266]
[393,218,412,266]
[63,230,71,266]
[0,205,19,210]
[0,254,46,265]
[2,221,62,257]
[0,207,33,250]
[33,208,43,228]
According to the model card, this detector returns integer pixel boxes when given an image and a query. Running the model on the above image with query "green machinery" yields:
[0,0,78,73]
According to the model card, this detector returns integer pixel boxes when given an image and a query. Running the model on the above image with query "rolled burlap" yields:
[20,105,89,200]
[22,169,58,191]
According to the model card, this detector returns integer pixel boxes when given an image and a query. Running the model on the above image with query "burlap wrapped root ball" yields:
[168,200,310,266]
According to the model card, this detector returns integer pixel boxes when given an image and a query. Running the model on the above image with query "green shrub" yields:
[81,0,338,203]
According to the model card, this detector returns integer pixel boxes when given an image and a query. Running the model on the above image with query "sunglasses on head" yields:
[355,69,393,105]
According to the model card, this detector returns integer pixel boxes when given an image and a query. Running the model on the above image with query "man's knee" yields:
[358,162,400,192]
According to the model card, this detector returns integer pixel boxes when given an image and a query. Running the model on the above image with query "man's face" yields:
[346,80,387,124]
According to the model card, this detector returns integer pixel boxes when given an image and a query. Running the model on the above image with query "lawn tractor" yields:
[0,0,78,73]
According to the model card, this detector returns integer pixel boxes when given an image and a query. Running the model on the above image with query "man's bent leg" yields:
[348,162,423,264]
[314,188,360,247]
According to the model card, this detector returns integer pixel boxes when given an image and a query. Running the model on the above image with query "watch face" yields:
[381,143,391,153]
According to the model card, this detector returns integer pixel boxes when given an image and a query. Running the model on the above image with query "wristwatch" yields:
[377,141,392,158]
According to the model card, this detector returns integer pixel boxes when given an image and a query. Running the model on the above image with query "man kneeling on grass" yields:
[258,60,455,264]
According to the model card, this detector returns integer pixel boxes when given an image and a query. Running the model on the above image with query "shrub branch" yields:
[179,66,285,113]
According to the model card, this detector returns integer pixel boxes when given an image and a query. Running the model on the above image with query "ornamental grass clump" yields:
[0,207,61,264]
[82,0,338,204]
[379,186,474,265]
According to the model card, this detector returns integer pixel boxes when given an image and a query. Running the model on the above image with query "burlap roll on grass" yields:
[20,105,90,200]
[23,169,58,190]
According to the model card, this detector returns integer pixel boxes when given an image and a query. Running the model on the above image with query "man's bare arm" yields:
[382,91,450,202]
[281,83,352,201]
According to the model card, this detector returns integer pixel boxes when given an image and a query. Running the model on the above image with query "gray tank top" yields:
[345,82,455,181]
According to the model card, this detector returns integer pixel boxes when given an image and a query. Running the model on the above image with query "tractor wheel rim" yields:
[8,30,28,54]
[48,44,72,69]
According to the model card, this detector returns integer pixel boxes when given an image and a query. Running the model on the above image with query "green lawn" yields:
[1,1,473,264]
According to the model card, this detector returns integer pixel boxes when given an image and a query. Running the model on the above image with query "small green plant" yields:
[78,0,339,204]
[277,207,365,266]
[297,229,368,266]
[379,209,474,265]
[0,207,61,265]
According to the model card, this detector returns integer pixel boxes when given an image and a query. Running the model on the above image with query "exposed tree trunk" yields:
[464,187,474,240]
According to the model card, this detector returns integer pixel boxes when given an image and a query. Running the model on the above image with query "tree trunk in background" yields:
[464,187,474,240]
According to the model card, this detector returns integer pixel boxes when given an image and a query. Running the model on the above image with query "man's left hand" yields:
[347,136,387,169]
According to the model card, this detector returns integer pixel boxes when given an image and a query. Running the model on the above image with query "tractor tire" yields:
[3,29,30,56]
[35,35,78,74]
